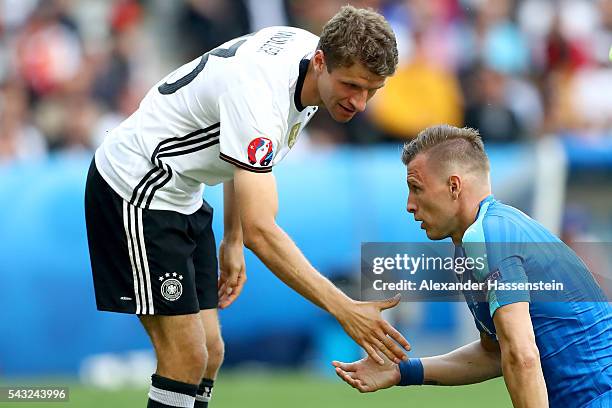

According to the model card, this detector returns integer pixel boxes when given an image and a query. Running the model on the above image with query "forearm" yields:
[420,340,502,386]
[245,223,351,315]
[501,351,548,407]
[494,302,548,407]
[223,181,243,243]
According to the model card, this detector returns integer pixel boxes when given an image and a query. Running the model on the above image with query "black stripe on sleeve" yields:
[219,153,273,173]
[149,123,220,164]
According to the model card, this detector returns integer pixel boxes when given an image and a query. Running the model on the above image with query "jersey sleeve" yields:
[218,85,284,173]
[483,215,531,317]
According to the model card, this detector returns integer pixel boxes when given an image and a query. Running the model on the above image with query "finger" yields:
[218,283,232,299]
[378,293,401,311]
[376,332,406,363]
[370,334,400,364]
[232,275,246,296]
[334,367,354,384]
[355,381,369,393]
[382,321,411,351]
[220,274,246,308]
[218,287,235,309]
[363,342,384,365]
[331,360,358,372]
[217,282,227,298]
[350,377,367,393]
[335,367,360,389]
[346,371,363,381]
[219,292,238,308]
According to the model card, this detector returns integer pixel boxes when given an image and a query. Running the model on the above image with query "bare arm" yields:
[494,302,548,408]
[233,168,410,364]
[217,180,246,309]
[222,180,242,244]
[420,333,502,385]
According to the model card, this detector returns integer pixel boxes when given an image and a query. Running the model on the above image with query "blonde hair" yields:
[401,125,490,174]
[318,5,398,77]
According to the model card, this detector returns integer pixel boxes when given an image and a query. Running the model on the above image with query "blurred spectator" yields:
[368,29,464,140]
[245,0,288,30]
[0,79,47,163]
[0,0,609,156]
[287,0,344,34]
[177,0,251,61]
[92,0,142,112]
[14,0,82,98]
[464,64,524,143]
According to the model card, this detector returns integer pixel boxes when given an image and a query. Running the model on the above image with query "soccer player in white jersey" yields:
[85,6,407,408]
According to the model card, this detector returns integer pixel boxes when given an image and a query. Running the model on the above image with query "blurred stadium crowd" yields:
[1,0,611,164]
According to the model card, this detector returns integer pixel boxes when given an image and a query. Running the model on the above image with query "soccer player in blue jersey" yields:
[333,125,612,407]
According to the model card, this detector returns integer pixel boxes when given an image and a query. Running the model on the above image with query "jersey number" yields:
[158,38,248,95]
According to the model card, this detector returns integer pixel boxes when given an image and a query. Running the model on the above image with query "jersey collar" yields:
[294,58,309,112]
[475,194,495,220]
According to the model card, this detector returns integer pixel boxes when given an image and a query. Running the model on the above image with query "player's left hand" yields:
[332,356,400,393]
[218,239,246,309]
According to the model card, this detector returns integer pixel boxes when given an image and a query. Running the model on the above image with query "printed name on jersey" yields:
[258,30,296,55]
[96,27,319,212]
[247,137,274,166]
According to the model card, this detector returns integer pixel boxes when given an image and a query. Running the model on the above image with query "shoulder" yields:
[481,201,528,243]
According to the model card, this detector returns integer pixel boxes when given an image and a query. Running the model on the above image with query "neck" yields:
[300,60,321,107]
[451,190,492,245]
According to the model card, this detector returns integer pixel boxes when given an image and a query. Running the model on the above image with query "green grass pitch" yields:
[4,371,512,407]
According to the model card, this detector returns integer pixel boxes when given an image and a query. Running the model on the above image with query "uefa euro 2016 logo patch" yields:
[247,137,274,166]
[159,272,183,301]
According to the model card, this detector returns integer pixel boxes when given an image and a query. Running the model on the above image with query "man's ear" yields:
[313,50,326,74]
[449,175,461,200]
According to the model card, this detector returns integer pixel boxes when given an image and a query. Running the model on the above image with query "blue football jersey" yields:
[457,195,612,407]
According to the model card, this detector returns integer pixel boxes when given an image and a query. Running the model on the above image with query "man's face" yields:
[314,52,386,123]
[406,154,459,240]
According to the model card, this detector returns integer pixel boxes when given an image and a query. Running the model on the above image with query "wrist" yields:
[329,294,354,319]
[221,234,243,246]
[392,364,401,386]
[397,358,424,386]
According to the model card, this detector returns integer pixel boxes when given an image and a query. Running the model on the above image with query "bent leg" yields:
[140,313,207,407]
[195,309,224,407]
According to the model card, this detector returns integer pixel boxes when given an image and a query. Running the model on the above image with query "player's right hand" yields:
[335,294,410,365]
[332,356,400,392]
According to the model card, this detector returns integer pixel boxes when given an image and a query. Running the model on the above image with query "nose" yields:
[406,194,417,214]
[349,89,368,112]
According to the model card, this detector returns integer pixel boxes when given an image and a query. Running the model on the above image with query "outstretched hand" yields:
[334,294,410,365]
[332,356,400,393]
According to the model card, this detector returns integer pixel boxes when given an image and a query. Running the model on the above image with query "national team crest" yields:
[247,137,274,166]
[159,272,183,301]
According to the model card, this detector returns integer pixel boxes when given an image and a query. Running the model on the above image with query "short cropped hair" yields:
[318,5,398,77]
[401,125,490,175]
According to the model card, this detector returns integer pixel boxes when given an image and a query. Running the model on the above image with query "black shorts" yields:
[85,159,218,315]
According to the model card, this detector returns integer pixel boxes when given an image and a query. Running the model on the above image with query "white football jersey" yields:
[95,27,319,214]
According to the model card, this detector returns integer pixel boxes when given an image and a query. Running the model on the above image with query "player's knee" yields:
[156,342,208,383]
[206,335,225,369]
[180,345,209,382]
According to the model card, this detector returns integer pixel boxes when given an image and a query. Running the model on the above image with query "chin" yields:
[330,110,352,123]
[425,229,445,241]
